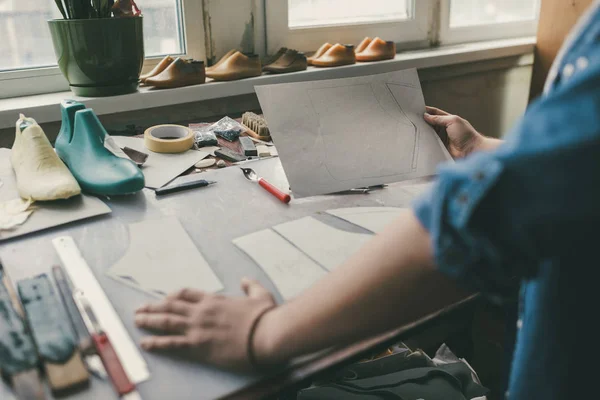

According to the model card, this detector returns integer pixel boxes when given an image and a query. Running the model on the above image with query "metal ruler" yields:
[52,236,150,385]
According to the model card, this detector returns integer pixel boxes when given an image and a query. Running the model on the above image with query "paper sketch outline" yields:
[306,82,419,182]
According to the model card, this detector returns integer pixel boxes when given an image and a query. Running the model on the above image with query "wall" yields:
[0,56,532,147]
[529,0,593,100]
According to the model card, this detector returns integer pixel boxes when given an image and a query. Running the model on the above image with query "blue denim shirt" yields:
[413,3,600,399]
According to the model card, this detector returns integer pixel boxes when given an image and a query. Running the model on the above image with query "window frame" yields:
[0,0,205,100]
[438,0,540,45]
[265,0,435,55]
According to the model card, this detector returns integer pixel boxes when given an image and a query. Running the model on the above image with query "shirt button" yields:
[516,319,523,330]
[562,63,575,78]
[457,193,469,205]
[474,171,485,181]
[576,56,589,70]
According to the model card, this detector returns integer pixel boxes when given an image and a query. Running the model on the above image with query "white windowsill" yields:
[0,37,535,131]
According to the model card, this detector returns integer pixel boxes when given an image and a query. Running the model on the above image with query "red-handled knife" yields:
[74,291,139,399]
[240,167,291,204]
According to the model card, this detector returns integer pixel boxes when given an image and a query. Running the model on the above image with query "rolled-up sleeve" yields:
[414,69,600,301]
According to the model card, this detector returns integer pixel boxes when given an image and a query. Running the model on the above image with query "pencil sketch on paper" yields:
[255,68,452,198]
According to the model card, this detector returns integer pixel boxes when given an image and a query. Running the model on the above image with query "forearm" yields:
[255,210,467,364]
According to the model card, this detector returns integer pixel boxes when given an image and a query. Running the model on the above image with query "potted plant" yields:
[48,0,144,97]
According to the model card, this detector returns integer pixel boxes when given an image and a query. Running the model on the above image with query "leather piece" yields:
[145,57,206,89]
[356,37,396,62]
[206,51,262,81]
[311,44,356,67]
[139,55,173,83]
[307,42,332,65]
[262,47,288,68]
[0,268,38,375]
[17,274,76,365]
[55,101,145,196]
[263,49,307,73]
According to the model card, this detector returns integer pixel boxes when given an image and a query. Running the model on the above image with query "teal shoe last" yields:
[55,101,145,196]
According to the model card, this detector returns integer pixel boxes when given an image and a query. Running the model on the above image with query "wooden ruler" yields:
[0,263,45,400]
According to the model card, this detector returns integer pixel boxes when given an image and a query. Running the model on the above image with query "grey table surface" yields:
[0,156,432,400]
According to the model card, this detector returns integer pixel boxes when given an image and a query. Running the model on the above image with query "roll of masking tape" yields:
[144,124,194,153]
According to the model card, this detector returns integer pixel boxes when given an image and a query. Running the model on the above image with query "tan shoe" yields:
[307,42,332,66]
[207,49,236,73]
[263,49,307,74]
[355,37,372,54]
[311,44,356,67]
[206,52,262,81]
[356,37,396,62]
[145,58,205,89]
[140,55,174,83]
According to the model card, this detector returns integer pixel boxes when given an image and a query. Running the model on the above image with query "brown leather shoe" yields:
[262,47,288,68]
[355,37,372,54]
[207,49,236,73]
[140,55,174,83]
[311,44,356,67]
[206,52,262,81]
[145,58,205,89]
[307,42,332,66]
[356,37,396,62]
[263,49,307,73]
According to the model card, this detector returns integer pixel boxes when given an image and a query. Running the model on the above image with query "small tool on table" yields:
[53,266,106,378]
[155,179,216,196]
[74,291,141,400]
[240,167,291,204]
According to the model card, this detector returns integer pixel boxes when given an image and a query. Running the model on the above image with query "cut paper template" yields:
[255,68,452,197]
[0,149,111,241]
[272,217,372,271]
[107,216,223,297]
[112,136,219,189]
[326,207,407,234]
[233,229,327,300]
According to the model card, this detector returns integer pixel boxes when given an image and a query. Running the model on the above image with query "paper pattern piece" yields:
[273,217,372,271]
[0,149,111,242]
[233,229,327,300]
[111,136,219,189]
[255,68,452,197]
[107,216,223,297]
[326,207,406,234]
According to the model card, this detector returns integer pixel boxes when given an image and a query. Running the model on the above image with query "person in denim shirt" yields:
[135,2,600,398]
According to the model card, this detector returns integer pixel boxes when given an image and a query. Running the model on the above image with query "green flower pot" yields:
[48,17,144,97]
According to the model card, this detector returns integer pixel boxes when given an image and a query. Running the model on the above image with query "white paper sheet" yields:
[111,136,218,189]
[0,149,111,242]
[272,217,373,271]
[107,216,223,297]
[326,207,406,234]
[233,229,327,300]
[255,68,452,197]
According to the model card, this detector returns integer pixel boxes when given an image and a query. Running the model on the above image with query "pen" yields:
[155,179,217,196]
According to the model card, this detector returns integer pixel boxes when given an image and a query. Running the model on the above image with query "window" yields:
[266,0,433,54]
[288,0,412,29]
[0,0,204,99]
[0,0,185,72]
[450,0,539,27]
[440,0,540,44]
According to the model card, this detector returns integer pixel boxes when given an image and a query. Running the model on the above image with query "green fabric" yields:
[55,100,144,196]
[299,362,489,400]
